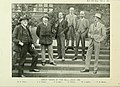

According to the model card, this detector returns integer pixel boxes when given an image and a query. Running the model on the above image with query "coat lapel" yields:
[94,22,101,31]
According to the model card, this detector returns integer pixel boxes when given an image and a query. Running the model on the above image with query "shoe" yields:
[65,48,68,51]
[62,58,65,61]
[72,57,77,61]
[20,75,26,77]
[71,47,74,50]
[81,69,89,72]
[29,69,40,72]
[50,62,56,66]
[56,56,61,59]
[42,62,46,66]
[82,56,86,61]
[93,70,97,74]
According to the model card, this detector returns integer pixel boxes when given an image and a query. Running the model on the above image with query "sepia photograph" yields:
[12,3,110,78]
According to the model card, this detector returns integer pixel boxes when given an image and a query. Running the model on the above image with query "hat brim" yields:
[41,16,49,20]
[80,14,85,16]
[19,18,29,22]
[94,16,101,19]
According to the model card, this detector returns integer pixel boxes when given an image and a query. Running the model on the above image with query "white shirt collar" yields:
[43,22,48,26]
[96,22,100,26]
[94,21,100,27]
[69,13,74,16]
[81,17,84,21]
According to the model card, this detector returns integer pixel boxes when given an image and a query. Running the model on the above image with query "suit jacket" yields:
[88,22,106,43]
[12,24,33,44]
[36,22,53,45]
[76,18,89,33]
[56,19,68,36]
[65,14,77,29]
[12,24,33,52]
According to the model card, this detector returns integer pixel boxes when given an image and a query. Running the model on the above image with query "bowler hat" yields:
[19,16,29,22]
[41,16,49,20]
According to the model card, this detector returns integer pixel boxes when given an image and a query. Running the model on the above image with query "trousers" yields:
[57,34,65,58]
[75,32,86,57]
[18,43,38,76]
[41,44,54,63]
[66,26,75,48]
[85,40,100,71]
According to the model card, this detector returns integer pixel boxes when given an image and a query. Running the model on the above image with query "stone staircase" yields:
[12,40,110,78]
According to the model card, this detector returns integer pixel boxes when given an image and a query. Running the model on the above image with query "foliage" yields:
[12,4,110,28]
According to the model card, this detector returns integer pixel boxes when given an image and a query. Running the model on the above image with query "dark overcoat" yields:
[36,22,53,45]
[12,25,33,52]
[56,19,68,36]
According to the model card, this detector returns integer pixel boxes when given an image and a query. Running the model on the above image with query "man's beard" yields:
[22,23,28,27]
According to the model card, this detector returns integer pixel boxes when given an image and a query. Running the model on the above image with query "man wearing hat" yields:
[72,11,89,61]
[36,16,56,66]
[81,13,106,74]
[65,7,77,51]
[12,16,40,77]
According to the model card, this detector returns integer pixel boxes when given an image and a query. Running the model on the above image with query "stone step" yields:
[12,70,110,78]
[26,53,110,60]
[15,58,110,65]
[13,58,110,77]
[13,43,110,78]
[35,49,110,54]
[13,63,110,71]
[35,45,110,50]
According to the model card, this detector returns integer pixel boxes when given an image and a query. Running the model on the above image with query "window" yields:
[44,4,48,7]
[44,8,48,12]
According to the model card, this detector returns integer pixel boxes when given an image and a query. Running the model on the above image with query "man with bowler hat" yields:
[12,16,40,77]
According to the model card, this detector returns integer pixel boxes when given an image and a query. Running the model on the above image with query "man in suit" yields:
[36,16,56,66]
[55,12,68,61]
[81,13,106,74]
[12,16,40,77]
[65,7,77,51]
[72,11,89,61]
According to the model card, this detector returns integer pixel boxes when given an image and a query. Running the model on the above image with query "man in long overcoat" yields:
[12,16,40,77]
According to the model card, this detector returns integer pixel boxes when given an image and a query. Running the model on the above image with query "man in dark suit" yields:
[12,16,40,77]
[55,12,68,61]
[36,16,56,66]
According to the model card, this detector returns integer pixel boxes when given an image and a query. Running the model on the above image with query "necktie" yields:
[45,23,47,26]
[94,23,97,27]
